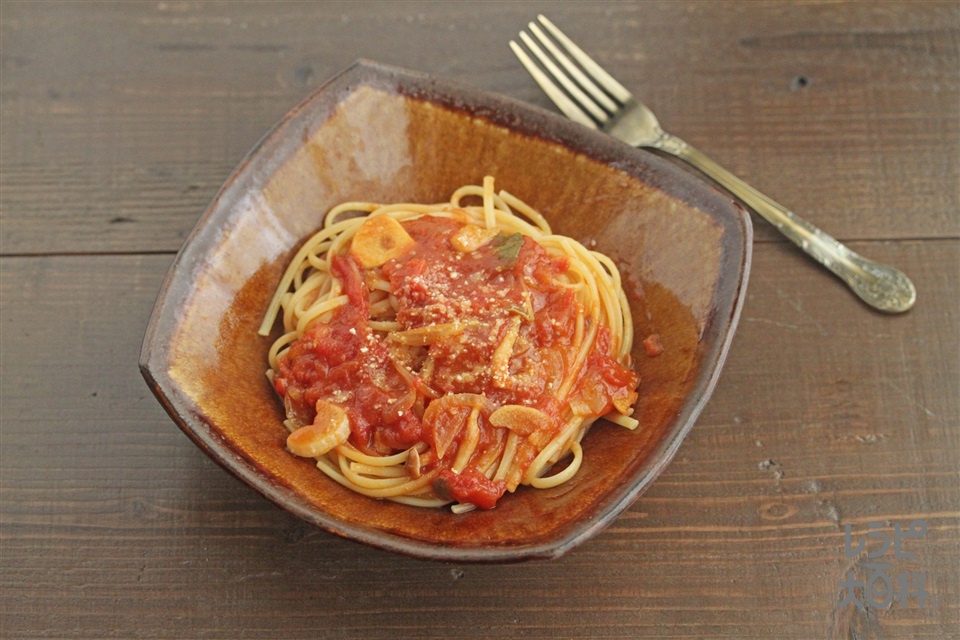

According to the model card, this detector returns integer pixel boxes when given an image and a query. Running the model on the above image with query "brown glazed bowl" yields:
[140,60,752,562]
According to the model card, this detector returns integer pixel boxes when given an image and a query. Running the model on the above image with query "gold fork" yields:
[511,15,916,313]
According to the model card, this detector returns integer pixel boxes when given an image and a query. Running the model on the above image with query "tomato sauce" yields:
[273,215,639,509]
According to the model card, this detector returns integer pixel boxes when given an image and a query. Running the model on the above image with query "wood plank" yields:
[2,1,957,255]
[1,240,956,638]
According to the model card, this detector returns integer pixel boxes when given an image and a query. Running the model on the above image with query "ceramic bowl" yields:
[140,60,751,562]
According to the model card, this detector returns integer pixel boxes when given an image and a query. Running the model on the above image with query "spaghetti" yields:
[259,177,640,510]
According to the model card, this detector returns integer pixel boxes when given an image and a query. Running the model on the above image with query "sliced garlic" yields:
[349,215,415,268]
[450,223,499,253]
[286,399,350,458]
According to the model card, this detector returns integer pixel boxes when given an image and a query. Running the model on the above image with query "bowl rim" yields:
[140,59,752,562]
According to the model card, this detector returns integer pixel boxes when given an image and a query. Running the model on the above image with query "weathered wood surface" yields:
[1,2,957,638]
[2,1,957,255]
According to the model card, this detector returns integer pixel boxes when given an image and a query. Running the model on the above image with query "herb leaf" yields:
[492,233,523,267]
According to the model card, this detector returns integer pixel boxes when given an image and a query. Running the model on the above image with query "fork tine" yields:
[518,31,610,124]
[509,40,597,130]
[527,22,618,114]
[536,14,633,104]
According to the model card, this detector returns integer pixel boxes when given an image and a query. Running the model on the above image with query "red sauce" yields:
[435,467,505,510]
[273,215,639,508]
[642,333,664,358]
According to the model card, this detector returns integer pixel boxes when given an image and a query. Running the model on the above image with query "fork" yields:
[511,15,916,313]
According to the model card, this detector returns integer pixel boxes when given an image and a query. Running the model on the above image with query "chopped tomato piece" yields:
[435,467,506,510]
[643,333,664,357]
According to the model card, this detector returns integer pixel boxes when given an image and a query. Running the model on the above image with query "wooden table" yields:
[2,2,957,638]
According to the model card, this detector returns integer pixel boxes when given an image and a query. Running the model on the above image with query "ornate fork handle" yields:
[654,133,917,313]
[514,15,917,314]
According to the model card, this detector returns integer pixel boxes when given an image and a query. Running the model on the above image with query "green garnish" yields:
[492,233,523,267]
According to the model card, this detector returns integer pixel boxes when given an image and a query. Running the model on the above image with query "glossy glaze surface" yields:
[140,60,751,561]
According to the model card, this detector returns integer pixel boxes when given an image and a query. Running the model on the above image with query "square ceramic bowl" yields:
[140,60,751,562]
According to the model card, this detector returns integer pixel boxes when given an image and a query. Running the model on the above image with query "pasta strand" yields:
[261,178,640,511]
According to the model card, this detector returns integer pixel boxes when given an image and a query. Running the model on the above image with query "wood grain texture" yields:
[1,1,957,254]
[1,244,957,638]
[1,1,958,638]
